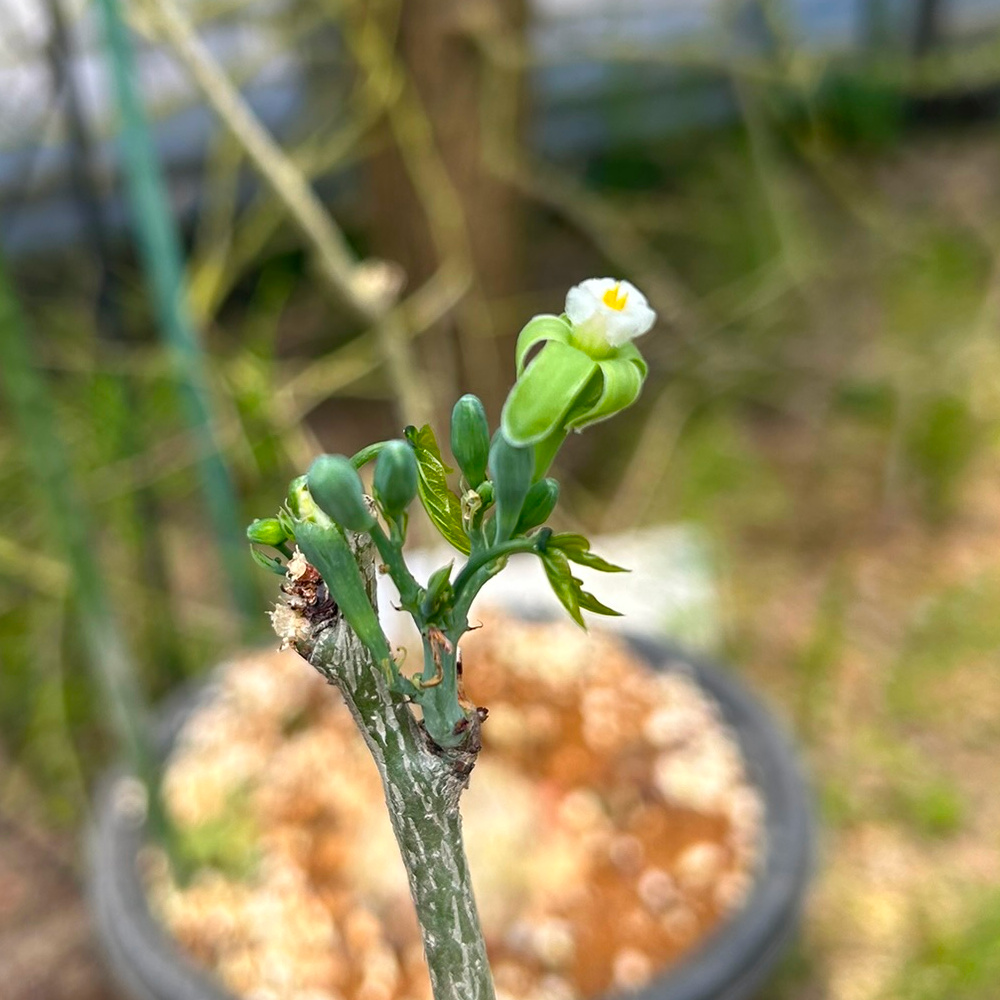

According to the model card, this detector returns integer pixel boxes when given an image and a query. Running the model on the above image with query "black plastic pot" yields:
[89,635,814,1000]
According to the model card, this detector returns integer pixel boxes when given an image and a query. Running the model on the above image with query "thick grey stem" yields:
[276,533,495,1000]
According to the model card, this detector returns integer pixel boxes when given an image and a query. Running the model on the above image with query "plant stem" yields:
[279,532,495,1000]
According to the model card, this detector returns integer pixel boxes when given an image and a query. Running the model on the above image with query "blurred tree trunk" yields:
[364,0,527,419]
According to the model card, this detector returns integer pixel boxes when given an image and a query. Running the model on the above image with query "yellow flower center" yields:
[602,283,629,311]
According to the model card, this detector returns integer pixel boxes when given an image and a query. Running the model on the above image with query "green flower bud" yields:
[307,454,376,533]
[514,478,559,535]
[374,440,418,518]
[246,517,289,546]
[450,394,490,488]
[489,430,534,543]
[286,475,315,520]
[476,480,494,507]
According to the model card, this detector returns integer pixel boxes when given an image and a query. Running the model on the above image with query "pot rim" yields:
[88,629,814,1000]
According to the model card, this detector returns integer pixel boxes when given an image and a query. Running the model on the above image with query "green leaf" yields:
[540,548,584,627]
[577,589,623,617]
[249,546,286,576]
[501,340,597,446]
[514,314,572,375]
[404,425,471,554]
[548,532,629,573]
[540,547,622,628]
[565,350,646,432]
[293,518,395,676]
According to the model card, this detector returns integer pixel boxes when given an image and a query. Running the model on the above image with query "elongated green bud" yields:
[489,430,534,543]
[294,519,394,678]
[246,517,289,546]
[374,440,418,518]
[514,477,559,535]
[451,394,490,488]
[307,454,376,532]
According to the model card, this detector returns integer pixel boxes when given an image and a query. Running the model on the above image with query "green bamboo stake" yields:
[0,255,160,824]
[96,0,257,628]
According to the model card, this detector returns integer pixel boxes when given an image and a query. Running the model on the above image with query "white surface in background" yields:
[376,524,721,654]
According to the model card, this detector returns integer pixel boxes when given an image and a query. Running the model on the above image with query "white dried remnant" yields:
[636,867,678,914]
[611,947,653,991]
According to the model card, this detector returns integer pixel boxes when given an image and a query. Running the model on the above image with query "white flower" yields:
[565,277,656,352]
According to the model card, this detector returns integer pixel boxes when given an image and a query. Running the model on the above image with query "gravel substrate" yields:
[146,616,764,1000]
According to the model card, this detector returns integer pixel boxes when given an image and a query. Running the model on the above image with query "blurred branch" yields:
[336,0,503,402]
[138,0,392,322]
[468,19,704,349]
[138,0,435,429]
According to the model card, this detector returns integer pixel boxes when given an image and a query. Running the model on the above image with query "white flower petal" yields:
[565,277,657,350]
[565,284,599,326]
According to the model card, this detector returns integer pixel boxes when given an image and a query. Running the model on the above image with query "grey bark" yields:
[277,532,495,1000]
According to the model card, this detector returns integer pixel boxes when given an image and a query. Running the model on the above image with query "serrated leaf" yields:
[577,589,623,617]
[250,546,286,576]
[549,532,629,573]
[404,425,471,554]
[540,548,584,628]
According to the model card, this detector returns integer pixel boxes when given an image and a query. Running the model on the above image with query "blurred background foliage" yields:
[3,0,1000,997]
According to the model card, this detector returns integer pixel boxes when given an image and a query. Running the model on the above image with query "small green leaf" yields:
[502,340,597,446]
[249,546,286,575]
[577,589,623,617]
[514,314,573,375]
[404,425,471,554]
[540,548,622,627]
[539,548,584,628]
[548,532,629,573]
[565,350,646,432]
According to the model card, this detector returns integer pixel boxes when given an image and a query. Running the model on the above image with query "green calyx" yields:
[500,313,648,450]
